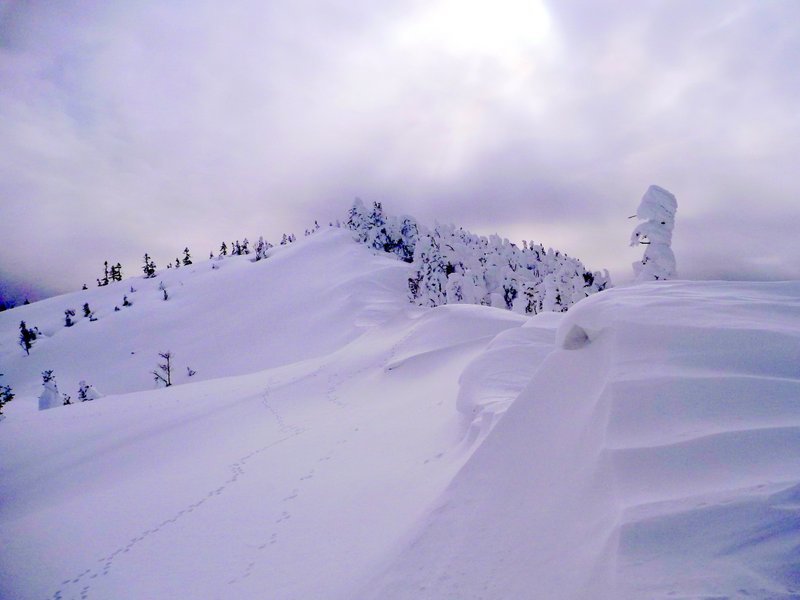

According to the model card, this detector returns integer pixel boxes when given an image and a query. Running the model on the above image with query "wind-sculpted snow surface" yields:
[1,229,798,599]
[365,280,800,600]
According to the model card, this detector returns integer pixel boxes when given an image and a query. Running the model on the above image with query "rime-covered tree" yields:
[78,380,101,402]
[346,198,370,243]
[630,185,677,281]
[254,236,272,261]
[343,203,611,312]
[38,370,61,410]
[182,247,192,266]
[64,309,76,327]
[409,233,448,307]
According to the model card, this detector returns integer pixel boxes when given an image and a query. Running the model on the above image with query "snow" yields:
[1,230,798,599]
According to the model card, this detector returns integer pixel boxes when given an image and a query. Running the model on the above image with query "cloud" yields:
[1,0,799,293]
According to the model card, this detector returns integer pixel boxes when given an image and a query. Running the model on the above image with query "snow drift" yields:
[365,280,800,599]
[1,230,798,599]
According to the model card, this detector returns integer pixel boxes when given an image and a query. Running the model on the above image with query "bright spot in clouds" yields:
[398,0,553,61]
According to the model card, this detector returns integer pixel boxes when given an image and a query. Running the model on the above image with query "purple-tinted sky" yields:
[1,0,799,299]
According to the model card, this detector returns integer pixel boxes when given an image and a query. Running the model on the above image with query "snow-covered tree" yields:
[254,236,272,261]
[630,185,677,281]
[345,200,609,312]
[78,380,101,402]
[346,198,371,243]
[182,247,192,266]
[0,373,13,416]
[64,309,76,327]
[38,370,61,410]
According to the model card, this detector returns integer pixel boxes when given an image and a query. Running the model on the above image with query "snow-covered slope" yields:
[1,230,427,408]
[365,280,800,599]
[1,231,798,599]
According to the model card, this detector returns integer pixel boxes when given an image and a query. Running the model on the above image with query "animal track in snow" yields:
[48,420,304,600]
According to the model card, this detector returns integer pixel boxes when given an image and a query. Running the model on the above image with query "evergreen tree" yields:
[98,261,110,286]
[19,321,37,355]
[111,263,122,282]
[0,373,14,416]
[122,295,132,307]
[83,303,92,318]
[64,309,76,327]
[182,247,192,266]
[143,254,157,278]
[219,242,228,257]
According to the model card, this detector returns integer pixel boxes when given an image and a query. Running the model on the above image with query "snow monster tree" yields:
[630,185,677,281]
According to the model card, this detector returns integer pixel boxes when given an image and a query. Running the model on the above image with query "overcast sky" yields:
[1,0,799,301]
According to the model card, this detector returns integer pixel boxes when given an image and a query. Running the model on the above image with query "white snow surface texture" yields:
[1,229,798,599]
